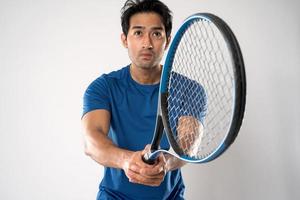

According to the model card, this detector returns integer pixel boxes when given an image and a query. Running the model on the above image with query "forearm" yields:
[84,129,132,169]
[165,154,187,172]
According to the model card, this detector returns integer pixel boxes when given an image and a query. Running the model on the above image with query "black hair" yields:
[121,0,172,38]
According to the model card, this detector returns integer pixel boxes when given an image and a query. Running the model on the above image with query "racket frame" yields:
[144,13,246,164]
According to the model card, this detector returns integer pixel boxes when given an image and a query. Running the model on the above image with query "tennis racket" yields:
[142,13,246,164]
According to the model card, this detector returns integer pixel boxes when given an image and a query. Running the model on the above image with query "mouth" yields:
[140,52,153,60]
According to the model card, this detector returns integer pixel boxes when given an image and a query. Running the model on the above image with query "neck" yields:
[130,64,162,85]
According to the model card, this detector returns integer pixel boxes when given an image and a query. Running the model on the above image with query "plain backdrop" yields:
[0,0,299,199]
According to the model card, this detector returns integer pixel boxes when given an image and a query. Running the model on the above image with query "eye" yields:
[133,30,143,36]
[153,31,162,38]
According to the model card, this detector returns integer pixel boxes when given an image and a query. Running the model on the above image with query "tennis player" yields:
[82,0,188,199]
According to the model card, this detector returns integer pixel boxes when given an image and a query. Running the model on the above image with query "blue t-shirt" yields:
[168,72,207,139]
[83,65,185,200]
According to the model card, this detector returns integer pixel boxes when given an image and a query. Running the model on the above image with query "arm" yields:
[82,109,131,169]
[82,109,166,186]
[160,116,201,172]
[177,116,204,157]
[156,116,203,173]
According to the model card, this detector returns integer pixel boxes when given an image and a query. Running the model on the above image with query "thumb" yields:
[143,144,152,154]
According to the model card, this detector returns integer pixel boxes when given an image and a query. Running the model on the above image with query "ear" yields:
[165,36,171,50]
[121,33,128,48]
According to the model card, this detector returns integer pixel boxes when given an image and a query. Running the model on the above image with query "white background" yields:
[0,0,299,199]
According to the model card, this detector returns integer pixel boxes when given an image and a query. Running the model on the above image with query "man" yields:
[82,0,187,199]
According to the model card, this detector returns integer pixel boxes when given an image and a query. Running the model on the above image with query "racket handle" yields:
[142,152,156,165]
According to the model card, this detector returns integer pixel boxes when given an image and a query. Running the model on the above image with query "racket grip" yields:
[142,152,156,165]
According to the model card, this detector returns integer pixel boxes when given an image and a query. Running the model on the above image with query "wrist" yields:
[119,150,133,170]
[165,154,186,172]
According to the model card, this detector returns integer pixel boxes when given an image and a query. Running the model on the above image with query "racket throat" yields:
[150,115,164,152]
[143,115,164,165]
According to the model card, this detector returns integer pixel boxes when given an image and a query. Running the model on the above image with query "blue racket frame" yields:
[144,13,246,164]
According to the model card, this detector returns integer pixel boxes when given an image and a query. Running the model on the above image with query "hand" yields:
[177,116,203,157]
[122,145,167,187]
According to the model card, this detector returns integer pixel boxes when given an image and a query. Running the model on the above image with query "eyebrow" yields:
[131,26,164,31]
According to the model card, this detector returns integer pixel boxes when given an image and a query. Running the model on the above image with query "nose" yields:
[142,34,153,49]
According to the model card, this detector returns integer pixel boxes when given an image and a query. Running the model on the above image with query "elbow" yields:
[83,142,92,157]
[84,148,90,157]
[83,134,96,157]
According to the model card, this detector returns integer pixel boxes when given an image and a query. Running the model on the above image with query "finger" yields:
[127,165,165,182]
[130,150,152,169]
[140,164,163,175]
[127,169,164,186]
[128,163,140,173]
[150,154,167,175]
[140,163,167,177]
[145,144,152,151]
[157,153,166,164]
[131,162,157,175]
[141,144,152,161]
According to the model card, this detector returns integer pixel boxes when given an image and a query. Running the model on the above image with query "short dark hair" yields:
[121,0,172,38]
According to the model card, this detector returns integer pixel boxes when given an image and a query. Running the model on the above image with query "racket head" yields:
[160,13,246,163]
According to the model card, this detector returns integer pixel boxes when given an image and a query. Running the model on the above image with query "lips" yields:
[140,52,153,60]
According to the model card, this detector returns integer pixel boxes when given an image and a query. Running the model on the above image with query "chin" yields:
[135,64,151,69]
[139,62,160,69]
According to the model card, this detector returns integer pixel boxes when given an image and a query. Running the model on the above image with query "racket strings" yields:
[167,19,235,159]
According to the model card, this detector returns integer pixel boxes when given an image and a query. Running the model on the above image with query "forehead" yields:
[129,12,165,30]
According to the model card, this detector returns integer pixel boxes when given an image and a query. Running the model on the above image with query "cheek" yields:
[127,45,138,60]
[127,41,139,53]
[156,43,167,54]
[158,40,167,51]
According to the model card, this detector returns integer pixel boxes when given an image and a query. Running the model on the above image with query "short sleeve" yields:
[169,72,208,125]
[186,82,207,124]
[82,75,111,118]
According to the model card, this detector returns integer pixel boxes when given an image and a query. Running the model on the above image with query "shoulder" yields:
[103,65,129,82]
[171,72,205,91]
[90,65,129,89]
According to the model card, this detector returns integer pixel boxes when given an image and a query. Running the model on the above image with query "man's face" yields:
[122,12,170,70]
